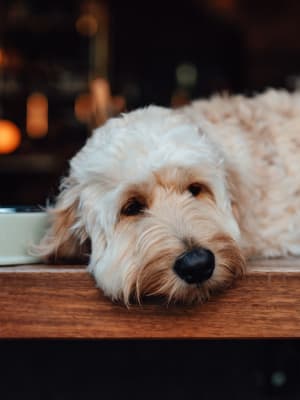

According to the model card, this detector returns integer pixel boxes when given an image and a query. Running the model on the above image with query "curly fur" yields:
[37,89,300,305]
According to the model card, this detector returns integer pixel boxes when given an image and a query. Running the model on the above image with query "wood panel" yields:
[0,258,300,338]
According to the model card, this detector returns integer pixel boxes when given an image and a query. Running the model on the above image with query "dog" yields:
[37,89,300,305]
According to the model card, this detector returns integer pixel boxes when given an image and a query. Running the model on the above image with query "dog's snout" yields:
[173,248,215,284]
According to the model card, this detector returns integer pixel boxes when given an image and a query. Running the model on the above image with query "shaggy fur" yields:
[37,89,300,305]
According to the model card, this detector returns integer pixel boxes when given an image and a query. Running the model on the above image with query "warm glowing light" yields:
[212,0,235,11]
[0,49,5,67]
[0,120,21,154]
[0,48,22,69]
[74,79,127,129]
[27,92,48,138]
[75,93,93,122]
[76,14,98,36]
[90,78,111,126]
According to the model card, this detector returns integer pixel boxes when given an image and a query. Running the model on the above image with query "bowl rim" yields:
[0,206,45,214]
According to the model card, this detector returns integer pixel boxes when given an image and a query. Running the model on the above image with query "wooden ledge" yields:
[0,258,300,339]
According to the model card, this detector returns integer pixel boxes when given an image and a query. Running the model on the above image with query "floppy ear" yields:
[37,177,90,263]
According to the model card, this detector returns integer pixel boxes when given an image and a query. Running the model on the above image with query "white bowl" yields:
[0,207,48,265]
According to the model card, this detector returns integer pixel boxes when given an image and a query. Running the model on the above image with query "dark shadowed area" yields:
[1,341,300,399]
[1,0,300,205]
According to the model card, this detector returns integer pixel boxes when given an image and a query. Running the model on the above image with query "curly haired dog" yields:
[38,89,300,304]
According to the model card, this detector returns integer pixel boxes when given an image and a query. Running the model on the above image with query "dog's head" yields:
[38,106,245,304]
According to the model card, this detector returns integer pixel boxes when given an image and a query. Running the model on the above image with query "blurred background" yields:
[2,2,300,398]
[1,0,300,205]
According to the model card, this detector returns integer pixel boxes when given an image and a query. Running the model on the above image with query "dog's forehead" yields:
[94,106,203,152]
[71,106,222,184]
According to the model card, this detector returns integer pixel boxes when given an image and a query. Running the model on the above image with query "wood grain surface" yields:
[0,258,300,339]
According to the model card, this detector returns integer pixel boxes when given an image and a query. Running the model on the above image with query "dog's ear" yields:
[37,177,90,263]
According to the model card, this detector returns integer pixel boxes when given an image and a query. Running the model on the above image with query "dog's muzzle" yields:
[173,247,215,284]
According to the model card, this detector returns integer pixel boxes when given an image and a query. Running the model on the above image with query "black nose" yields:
[173,248,215,284]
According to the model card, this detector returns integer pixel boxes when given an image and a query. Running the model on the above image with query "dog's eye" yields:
[188,183,203,197]
[121,198,145,216]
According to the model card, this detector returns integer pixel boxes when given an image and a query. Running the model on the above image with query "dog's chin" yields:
[128,271,241,306]
[121,244,246,306]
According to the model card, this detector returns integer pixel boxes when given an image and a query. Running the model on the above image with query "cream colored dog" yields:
[38,89,300,305]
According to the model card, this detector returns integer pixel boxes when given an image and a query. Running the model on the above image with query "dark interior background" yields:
[1,1,300,398]
[1,0,300,205]
[2,340,300,400]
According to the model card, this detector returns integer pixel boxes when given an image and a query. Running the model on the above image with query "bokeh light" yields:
[176,62,198,88]
[26,92,48,138]
[0,48,6,67]
[76,14,98,36]
[0,120,21,154]
[75,93,93,122]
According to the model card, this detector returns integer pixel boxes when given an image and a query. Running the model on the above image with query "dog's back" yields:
[182,90,300,257]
